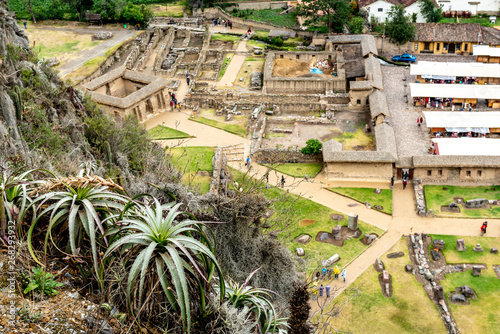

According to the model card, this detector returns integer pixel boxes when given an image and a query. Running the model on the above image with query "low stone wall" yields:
[253,149,323,164]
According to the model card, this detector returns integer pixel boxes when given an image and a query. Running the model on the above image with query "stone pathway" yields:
[216,40,247,87]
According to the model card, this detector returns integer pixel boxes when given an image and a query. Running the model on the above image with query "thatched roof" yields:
[369,89,390,119]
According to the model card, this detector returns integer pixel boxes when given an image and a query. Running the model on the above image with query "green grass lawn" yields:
[264,163,322,178]
[236,9,297,28]
[229,168,384,272]
[440,16,496,27]
[328,187,393,215]
[169,146,214,194]
[211,33,240,42]
[190,116,247,138]
[147,1,189,18]
[218,53,234,80]
[424,185,500,218]
[431,235,500,333]
[430,234,499,264]
[148,125,192,140]
[325,238,446,333]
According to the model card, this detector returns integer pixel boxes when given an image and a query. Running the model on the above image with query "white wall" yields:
[436,0,500,15]
[364,0,426,24]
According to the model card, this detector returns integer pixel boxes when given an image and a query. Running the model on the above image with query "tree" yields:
[296,0,352,33]
[348,16,365,34]
[418,0,443,22]
[386,5,416,46]
[301,139,322,155]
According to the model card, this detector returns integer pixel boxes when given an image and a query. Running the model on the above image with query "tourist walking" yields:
[321,266,327,280]
[265,173,269,183]
[481,221,488,236]
[23,21,27,29]
[170,100,174,111]
[334,266,340,279]
[319,284,324,298]
[186,74,190,86]
[390,176,394,188]
[402,177,408,190]
[173,98,177,108]
[177,103,181,112]
[417,117,421,126]
[280,175,285,188]
[341,269,347,283]
[325,284,331,298]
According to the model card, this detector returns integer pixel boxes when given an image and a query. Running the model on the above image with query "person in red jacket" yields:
[481,221,487,236]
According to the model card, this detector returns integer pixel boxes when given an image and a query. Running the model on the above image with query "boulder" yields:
[375,258,384,271]
[451,294,466,303]
[465,198,488,208]
[296,248,305,256]
[331,225,341,240]
[432,239,445,250]
[364,234,376,244]
[473,243,483,252]
[448,202,458,208]
[353,230,362,238]
[456,239,466,252]
[365,201,371,209]
[374,188,382,194]
[491,247,498,254]
[405,264,413,273]
[320,232,329,241]
[460,285,475,297]
[296,234,311,245]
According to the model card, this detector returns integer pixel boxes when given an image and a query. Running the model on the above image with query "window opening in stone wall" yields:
[427,170,432,176]
[438,169,443,176]
[378,8,383,11]
[465,44,468,51]
[477,170,482,177]
[357,99,361,105]
[280,55,284,59]
[436,43,440,51]
[296,55,300,59]
[466,170,471,177]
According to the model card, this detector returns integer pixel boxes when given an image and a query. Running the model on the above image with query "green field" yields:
[218,53,234,80]
[148,125,192,140]
[328,187,393,215]
[265,163,322,178]
[431,235,500,333]
[439,16,496,27]
[325,238,446,333]
[424,185,500,218]
[190,116,247,138]
[211,33,240,42]
[233,9,297,28]
[169,146,214,194]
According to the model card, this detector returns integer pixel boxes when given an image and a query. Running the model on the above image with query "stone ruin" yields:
[465,198,488,208]
[331,225,342,241]
[347,212,358,230]
[473,243,483,252]
[250,72,263,90]
[413,180,427,216]
[472,265,482,276]
[323,253,340,267]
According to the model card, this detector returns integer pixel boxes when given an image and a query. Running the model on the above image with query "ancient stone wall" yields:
[253,149,323,164]
[325,161,393,180]
[153,27,176,72]
[413,166,500,184]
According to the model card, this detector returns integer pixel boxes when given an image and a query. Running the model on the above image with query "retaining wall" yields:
[253,149,323,163]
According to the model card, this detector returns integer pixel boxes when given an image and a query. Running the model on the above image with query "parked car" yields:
[392,54,416,63]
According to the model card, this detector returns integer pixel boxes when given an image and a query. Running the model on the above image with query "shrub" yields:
[348,16,365,34]
[270,37,283,46]
[22,267,63,296]
[301,139,322,155]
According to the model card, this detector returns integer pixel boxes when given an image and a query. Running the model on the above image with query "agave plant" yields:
[214,269,287,333]
[27,180,127,283]
[0,164,46,242]
[103,197,225,333]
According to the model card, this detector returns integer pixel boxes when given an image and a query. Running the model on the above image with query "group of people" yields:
[169,92,180,112]
[213,17,233,29]
[311,266,347,301]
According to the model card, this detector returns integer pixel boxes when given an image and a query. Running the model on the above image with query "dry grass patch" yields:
[233,56,265,89]
[26,28,101,65]
[299,219,315,227]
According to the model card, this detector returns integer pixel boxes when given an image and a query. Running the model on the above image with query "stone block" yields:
[347,212,358,230]
[433,286,444,300]
[365,201,371,209]
[432,239,445,250]
[331,225,341,240]
[382,270,390,282]
[296,234,311,244]
[472,265,482,276]
[451,294,466,303]
[387,251,404,259]
[431,249,440,261]
[296,248,305,256]
[456,239,466,251]
[465,198,488,208]
[375,258,384,271]
[374,188,382,194]
[473,243,483,252]
[460,285,474,297]
[324,254,340,266]
[353,230,361,238]
[405,264,413,273]
[364,234,376,244]
[320,232,329,241]
[491,247,498,254]
[448,202,458,208]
